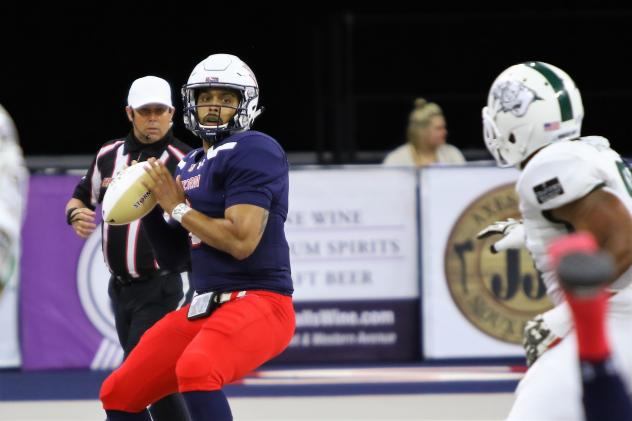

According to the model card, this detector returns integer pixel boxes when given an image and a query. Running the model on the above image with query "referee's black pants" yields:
[108,271,190,421]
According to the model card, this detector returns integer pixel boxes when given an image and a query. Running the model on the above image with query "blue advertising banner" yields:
[277,299,420,363]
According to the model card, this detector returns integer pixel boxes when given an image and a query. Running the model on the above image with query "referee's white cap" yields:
[127,76,173,109]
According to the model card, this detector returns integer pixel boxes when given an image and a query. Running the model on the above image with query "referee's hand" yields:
[70,208,97,238]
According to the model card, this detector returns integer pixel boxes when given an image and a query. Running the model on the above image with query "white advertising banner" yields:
[420,165,553,358]
[277,167,422,362]
[287,167,419,302]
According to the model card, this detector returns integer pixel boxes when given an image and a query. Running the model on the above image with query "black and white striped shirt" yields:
[73,130,191,278]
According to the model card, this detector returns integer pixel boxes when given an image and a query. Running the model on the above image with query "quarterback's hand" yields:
[523,314,561,367]
[476,218,525,253]
[141,158,185,215]
[70,208,97,239]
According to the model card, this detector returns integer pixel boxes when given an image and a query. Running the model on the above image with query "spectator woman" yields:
[383,98,465,166]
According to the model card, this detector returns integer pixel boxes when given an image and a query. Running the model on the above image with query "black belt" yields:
[113,269,175,286]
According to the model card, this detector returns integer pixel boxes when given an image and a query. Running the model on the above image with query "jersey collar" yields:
[124,129,174,155]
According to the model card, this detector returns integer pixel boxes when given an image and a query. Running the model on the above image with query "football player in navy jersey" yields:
[100,54,295,421]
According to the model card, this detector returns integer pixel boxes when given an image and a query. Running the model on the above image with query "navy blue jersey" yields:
[176,131,293,295]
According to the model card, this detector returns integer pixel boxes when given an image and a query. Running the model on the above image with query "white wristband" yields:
[171,203,192,223]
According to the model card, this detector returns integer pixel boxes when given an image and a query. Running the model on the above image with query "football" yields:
[102,162,157,225]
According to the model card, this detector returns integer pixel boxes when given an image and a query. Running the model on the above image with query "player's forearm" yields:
[570,219,632,282]
[600,233,632,281]
[575,218,632,282]
[552,190,632,284]
[179,210,258,260]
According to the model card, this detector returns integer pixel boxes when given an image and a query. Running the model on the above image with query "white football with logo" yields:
[102,162,157,225]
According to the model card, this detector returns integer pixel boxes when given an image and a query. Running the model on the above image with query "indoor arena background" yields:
[1,5,631,420]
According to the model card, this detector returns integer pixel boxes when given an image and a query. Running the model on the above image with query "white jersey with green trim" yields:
[517,136,632,305]
[0,105,27,289]
[0,106,27,293]
[0,138,27,288]
[0,105,27,367]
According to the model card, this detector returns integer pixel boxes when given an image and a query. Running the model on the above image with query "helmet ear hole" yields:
[508,133,517,144]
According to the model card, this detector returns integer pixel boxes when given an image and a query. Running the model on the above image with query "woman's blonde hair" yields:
[410,98,443,128]
[406,98,443,145]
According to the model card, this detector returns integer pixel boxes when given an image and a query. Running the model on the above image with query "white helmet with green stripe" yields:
[482,61,584,167]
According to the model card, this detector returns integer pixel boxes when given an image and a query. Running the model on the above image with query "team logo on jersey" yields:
[492,80,541,117]
[533,177,564,204]
[181,174,201,191]
[444,183,553,344]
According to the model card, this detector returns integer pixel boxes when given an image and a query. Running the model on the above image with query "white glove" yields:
[523,303,572,367]
[476,218,526,253]
[523,315,559,367]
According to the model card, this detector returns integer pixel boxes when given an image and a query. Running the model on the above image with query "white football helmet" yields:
[482,61,584,167]
[182,54,262,142]
[0,105,18,149]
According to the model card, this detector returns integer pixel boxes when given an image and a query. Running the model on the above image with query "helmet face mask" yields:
[482,106,510,167]
[182,55,262,143]
[190,86,242,130]
[482,62,584,168]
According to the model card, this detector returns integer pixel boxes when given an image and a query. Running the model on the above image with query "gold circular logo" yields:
[444,183,553,344]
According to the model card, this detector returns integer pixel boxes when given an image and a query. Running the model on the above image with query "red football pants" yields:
[100,290,295,412]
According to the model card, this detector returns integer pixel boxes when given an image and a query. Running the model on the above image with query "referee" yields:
[65,76,191,421]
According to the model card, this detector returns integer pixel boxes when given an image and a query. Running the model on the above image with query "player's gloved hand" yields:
[523,315,560,367]
[522,301,572,367]
[476,218,525,253]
